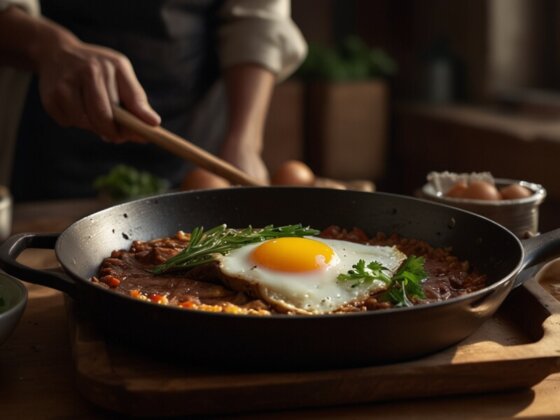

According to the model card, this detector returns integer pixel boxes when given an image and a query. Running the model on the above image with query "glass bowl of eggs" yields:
[420,172,546,238]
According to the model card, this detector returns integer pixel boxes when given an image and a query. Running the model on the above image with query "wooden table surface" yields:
[1,198,560,418]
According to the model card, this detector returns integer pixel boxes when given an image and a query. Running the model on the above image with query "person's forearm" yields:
[223,63,275,153]
[0,5,76,71]
[220,63,275,182]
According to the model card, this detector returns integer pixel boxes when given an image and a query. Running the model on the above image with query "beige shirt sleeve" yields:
[0,0,39,186]
[0,0,39,14]
[218,0,307,82]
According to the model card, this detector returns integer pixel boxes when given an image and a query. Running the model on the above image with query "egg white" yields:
[216,237,407,314]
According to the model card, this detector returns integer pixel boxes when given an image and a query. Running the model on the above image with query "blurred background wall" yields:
[263,0,560,231]
[292,0,560,101]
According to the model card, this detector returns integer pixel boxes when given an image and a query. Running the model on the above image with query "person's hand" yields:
[0,7,159,142]
[220,136,270,185]
[35,32,160,142]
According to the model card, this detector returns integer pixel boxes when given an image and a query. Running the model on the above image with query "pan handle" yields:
[0,233,78,297]
[516,228,560,287]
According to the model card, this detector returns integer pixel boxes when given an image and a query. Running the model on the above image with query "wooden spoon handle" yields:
[112,105,264,186]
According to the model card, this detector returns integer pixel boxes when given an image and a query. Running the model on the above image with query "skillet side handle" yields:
[0,233,78,297]
[516,228,560,287]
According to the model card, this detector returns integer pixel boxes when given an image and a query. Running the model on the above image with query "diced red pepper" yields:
[149,294,164,303]
[102,275,121,288]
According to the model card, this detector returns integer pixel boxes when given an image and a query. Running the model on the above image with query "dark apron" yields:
[11,0,223,201]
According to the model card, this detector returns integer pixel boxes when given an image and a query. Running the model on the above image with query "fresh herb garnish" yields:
[383,256,427,307]
[153,224,320,274]
[338,255,427,307]
[336,259,392,287]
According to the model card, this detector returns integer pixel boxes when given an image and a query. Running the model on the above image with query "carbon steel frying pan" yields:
[2,187,560,369]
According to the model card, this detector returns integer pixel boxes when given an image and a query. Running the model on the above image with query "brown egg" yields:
[271,160,315,186]
[499,184,532,200]
[445,181,468,198]
[181,168,231,190]
[461,180,501,200]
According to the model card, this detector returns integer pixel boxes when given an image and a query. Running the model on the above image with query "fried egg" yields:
[216,236,407,314]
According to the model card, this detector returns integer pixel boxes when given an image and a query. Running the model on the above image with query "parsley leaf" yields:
[337,259,392,287]
[383,255,427,307]
[338,255,427,306]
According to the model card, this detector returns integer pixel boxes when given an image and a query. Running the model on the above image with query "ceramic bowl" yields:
[0,271,27,345]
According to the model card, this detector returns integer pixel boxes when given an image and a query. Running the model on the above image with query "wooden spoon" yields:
[112,105,264,186]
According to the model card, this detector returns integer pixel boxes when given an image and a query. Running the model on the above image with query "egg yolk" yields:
[251,237,334,272]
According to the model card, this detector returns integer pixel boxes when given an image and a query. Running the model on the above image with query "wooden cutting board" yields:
[67,278,560,417]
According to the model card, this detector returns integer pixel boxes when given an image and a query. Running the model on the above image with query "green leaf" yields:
[338,255,427,306]
[337,259,392,287]
[383,255,427,307]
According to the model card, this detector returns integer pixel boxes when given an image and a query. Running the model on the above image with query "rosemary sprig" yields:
[152,224,320,274]
[338,255,427,306]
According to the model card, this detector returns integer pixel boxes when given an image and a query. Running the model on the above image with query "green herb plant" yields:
[93,164,169,202]
[338,255,427,307]
[153,224,320,274]
[297,35,397,82]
